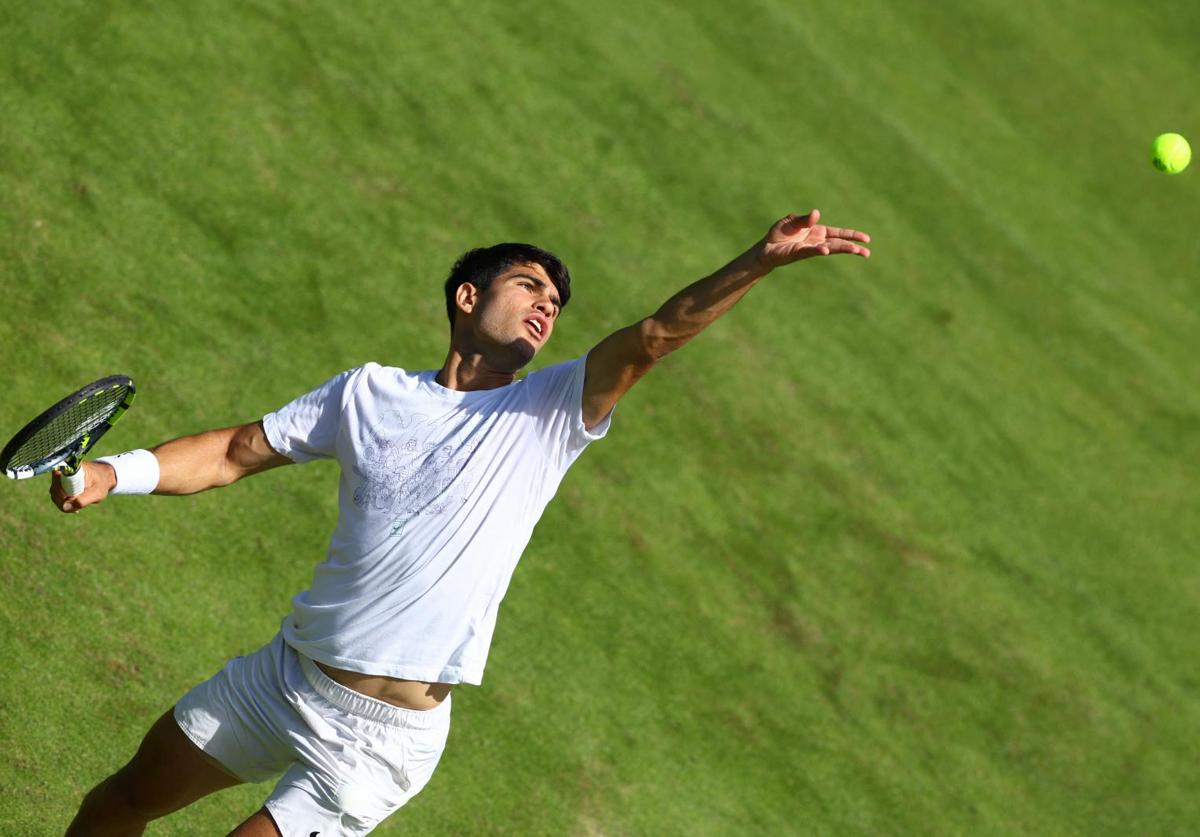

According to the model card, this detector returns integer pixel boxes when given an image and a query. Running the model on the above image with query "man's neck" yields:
[436,350,519,392]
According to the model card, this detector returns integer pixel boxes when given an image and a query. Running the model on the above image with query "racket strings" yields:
[8,385,130,470]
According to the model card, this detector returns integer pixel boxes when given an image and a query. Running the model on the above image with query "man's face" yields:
[464,262,561,370]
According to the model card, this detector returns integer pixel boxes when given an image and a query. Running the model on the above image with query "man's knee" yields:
[83,762,165,820]
[71,769,157,833]
[108,763,171,823]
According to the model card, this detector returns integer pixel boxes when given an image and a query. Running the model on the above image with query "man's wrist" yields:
[95,449,160,495]
[95,461,118,493]
[745,242,777,278]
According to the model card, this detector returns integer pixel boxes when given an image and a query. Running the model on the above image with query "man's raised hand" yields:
[756,209,871,271]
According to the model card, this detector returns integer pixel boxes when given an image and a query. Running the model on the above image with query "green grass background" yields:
[2,0,1199,833]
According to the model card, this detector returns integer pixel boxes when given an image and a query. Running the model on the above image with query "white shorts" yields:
[174,632,451,836]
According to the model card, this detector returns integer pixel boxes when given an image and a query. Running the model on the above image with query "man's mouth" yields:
[524,317,546,341]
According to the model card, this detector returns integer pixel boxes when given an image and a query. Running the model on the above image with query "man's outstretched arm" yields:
[582,209,871,429]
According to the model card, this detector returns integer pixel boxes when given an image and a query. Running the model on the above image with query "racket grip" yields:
[62,467,86,497]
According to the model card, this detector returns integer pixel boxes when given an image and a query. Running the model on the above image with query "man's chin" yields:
[502,338,538,371]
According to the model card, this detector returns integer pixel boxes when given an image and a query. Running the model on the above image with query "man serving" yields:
[57,210,870,836]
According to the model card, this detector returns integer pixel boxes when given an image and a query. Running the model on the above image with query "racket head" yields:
[1,375,136,480]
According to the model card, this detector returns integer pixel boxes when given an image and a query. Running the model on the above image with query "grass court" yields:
[2,1,1198,833]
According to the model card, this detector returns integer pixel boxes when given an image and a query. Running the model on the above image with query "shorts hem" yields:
[261,796,288,829]
[171,705,255,784]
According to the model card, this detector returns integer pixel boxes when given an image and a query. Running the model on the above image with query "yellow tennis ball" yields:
[1151,133,1191,174]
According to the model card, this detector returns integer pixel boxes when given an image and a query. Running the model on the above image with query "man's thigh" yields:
[117,708,244,819]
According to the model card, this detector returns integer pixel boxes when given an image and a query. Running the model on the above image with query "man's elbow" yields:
[639,316,686,362]
[223,421,291,484]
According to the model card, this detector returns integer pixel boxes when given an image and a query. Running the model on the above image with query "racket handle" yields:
[62,467,86,497]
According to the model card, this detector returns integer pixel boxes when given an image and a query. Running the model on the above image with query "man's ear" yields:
[455,282,479,317]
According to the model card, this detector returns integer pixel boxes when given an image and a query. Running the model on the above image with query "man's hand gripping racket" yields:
[1,376,136,513]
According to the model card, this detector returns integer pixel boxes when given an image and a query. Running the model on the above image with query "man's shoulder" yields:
[515,355,589,413]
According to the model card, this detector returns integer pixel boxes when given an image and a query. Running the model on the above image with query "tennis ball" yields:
[1151,133,1191,174]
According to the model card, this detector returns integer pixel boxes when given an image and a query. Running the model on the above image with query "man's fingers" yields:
[50,468,81,512]
[820,240,871,257]
[824,226,871,243]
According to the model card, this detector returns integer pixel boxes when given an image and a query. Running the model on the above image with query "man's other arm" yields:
[52,421,293,512]
[582,209,871,429]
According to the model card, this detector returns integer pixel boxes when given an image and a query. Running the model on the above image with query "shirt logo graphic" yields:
[352,411,482,520]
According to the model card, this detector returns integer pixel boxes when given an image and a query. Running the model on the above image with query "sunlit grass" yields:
[2,0,1198,833]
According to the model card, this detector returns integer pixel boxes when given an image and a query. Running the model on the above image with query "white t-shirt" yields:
[261,354,612,685]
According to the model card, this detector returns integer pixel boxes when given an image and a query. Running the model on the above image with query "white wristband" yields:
[95,449,160,495]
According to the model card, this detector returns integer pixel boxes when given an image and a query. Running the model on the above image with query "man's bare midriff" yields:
[315,661,453,711]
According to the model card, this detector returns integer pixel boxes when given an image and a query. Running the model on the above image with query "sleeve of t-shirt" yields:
[523,353,614,471]
[261,364,375,463]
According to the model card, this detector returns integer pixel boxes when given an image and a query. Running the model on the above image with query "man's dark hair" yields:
[443,243,571,334]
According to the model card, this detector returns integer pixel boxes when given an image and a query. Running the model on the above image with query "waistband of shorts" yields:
[297,652,451,730]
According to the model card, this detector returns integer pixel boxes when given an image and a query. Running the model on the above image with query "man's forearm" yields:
[63,422,282,511]
[149,426,243,495]
[643,247,770,360]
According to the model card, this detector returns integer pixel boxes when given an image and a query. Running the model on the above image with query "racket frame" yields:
[1,376,137,483]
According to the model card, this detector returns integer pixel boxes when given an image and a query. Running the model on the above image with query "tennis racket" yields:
[1,376,136,496]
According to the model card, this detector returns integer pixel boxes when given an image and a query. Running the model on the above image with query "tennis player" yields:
[58,210,869,836]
